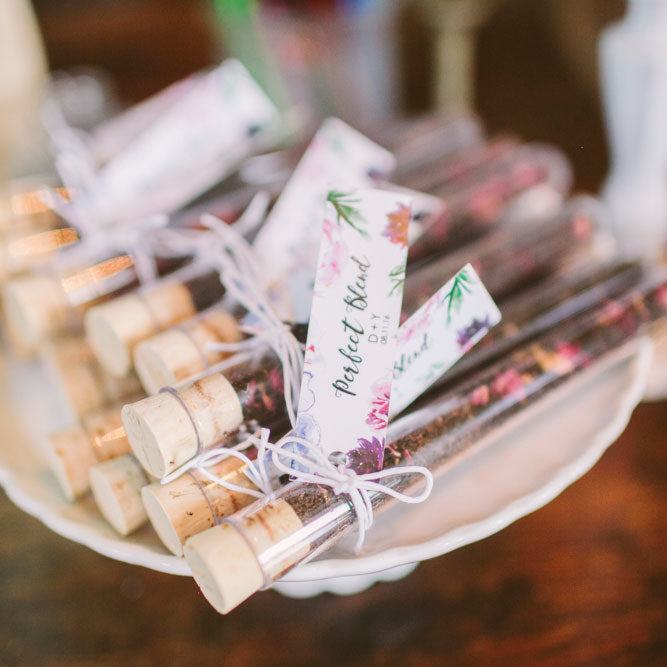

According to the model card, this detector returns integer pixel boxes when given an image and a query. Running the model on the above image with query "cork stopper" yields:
[141,456,257,556]
[133,310,243,394]
[89,455,150,535]
[122,373,244,478]
[0,181,63,234]
[85,281,196,378]
[47,426,98,501]
[2,274,71,348]
[41,336,142,420]
[46,402,133,500]
[184,523,265,614]
[81,404,132,461]
[184,499,305,614]
[0,227,78,280]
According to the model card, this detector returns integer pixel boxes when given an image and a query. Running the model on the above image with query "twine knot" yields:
[200,212,303,427]
[168,427,433,554]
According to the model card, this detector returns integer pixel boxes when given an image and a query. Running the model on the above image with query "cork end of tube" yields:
[133,331,191,395]
[2,275,67,347]
[89,455,148,535]
[141,483,190,556]
[184,523,264,614]
[121,393,198,479]
[47,427,97,501]
[41,338,105,420]
[86,284,197,379]
[84,303,134,379]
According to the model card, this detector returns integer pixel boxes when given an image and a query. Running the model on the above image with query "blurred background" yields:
[7,0,625,192]
[5,3,666,666]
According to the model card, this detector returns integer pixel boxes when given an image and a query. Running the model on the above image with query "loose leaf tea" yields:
[184,274,667,614]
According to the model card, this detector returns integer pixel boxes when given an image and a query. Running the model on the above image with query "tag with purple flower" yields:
[292,187,410,474]
[390,264,501,416]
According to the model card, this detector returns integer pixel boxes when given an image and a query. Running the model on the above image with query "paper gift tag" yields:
[291,188,411,473]
[380,184,448,246]
[253,118,396,320]
[90,73,203,164]
[390,264,501,416]
[76,60,278,225]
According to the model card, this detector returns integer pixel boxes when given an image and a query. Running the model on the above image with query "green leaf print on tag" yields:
[327,190,369,239]
[388,264,406,297]
[442,268,473,324]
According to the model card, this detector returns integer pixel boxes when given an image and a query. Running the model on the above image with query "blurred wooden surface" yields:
[1,401,665,666]
[2,1,664,665]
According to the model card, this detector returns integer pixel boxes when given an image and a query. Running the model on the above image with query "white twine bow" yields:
[39,171,168,286]
[200,212,303,427]
[37,187,271,294]
[164,427,433,553]
[40,185,171,285]
[149,190,271,263]
[265,433,433,553]
[160,429,274,500]
[38,148,107,236]
[40,94,108,227]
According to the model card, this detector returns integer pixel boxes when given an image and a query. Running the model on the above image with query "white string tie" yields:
[39,161,102,235]
[228,190,272,238]
[41,95,96,180]
[160,428,274,500]
[265,434,433,553]
[167,427,433,553]
[146,190,271,270]
[46,206,170,286]
[200,213,303,427]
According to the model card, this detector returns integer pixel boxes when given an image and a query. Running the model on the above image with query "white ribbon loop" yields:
[228,190,272,238]
[167,426,433,554]
[199,213,303,427]
[48,213,170,286]
[265,434,433,553]
[144,191,271,272]
[161,428,274,501]
[41,95,96,180]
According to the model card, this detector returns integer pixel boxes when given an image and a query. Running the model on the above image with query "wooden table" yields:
[1,402,664,665]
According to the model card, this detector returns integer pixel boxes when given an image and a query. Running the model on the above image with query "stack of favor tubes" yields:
[1,59,666,615]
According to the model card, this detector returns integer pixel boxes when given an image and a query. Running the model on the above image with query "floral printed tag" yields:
[390,264,501,417]
[90,73,203,164]
[253,118,396,321]
[292,188,411,474]
[380,184,448,245]
[80,60,278,224]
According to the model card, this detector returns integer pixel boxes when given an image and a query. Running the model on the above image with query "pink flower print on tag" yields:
[398,311,425,345]
[382,203,410,248]
[315,217,348,291]
[365,379,390,431]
